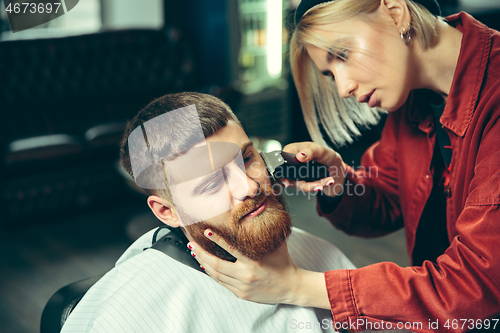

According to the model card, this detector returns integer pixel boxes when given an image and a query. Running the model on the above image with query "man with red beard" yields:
[60,92,358,333]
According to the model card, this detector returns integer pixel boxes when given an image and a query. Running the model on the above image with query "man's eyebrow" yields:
[241,141,254,155]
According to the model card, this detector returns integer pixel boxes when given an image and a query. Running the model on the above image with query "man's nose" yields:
[225,164,259,203]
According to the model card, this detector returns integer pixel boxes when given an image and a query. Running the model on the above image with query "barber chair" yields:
[40,274,103,333]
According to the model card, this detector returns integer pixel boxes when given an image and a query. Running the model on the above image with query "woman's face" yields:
[305,10,415,112]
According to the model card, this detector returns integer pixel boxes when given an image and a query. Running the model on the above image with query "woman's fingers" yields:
[281,177,335,193]
[283,142,344,172]
[188,240,235,281]
[187,229,247,280]
[282,142,312,155]
[298,144,342,167]
[192,251,245,293]
[186,234,267,300]
[202,229,248,262]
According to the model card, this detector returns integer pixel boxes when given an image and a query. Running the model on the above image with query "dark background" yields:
[1,0,500,332]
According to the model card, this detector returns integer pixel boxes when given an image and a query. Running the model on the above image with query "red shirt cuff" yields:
[325,269,362,331]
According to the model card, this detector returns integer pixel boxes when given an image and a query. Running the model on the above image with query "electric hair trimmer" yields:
[260,151,330,183]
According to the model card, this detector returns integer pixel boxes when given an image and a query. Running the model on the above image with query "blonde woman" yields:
[191,0,500,330]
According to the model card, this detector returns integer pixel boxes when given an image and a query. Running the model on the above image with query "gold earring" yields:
[401,23,412,45]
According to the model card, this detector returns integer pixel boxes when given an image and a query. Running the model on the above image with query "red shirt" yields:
[318,12,500,332]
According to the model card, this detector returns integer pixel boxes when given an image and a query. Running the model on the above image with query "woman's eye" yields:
[337,49,349,61]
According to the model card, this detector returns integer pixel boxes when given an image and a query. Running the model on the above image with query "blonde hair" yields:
[290,0,439,147]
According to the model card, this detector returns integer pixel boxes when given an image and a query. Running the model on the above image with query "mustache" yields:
[232,186,274,223]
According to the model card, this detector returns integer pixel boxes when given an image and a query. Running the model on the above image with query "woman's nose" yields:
[335,73,357,99]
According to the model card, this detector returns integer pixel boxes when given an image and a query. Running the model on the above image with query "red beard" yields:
[183,186,291,261]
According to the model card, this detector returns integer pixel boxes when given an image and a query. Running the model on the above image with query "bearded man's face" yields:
[169,121,291,260]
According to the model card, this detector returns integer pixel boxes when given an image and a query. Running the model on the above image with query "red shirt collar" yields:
[409,12,492,137]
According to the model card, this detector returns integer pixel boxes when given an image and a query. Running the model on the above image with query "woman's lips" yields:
[242,198,268,220]
[358,90,374,104]
[368,90,377,108]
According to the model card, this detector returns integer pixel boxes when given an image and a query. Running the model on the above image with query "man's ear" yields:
[147,195,181,228]
[380,0,411,30]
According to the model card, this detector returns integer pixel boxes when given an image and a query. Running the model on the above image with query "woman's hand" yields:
[281,141,347,197]
[188,230,329,309]
[189,230,300,304]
